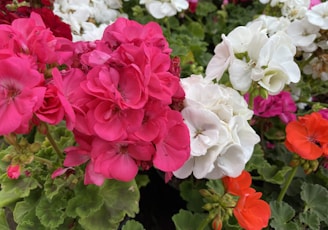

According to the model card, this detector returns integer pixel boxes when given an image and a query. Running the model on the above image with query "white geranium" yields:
[281,0,310,20]
[249,15,291,36]
[173,75,259,180]
[139,0,189,19]
[286,18,319,52]
[53,0,126,41]
[306,1,328,30]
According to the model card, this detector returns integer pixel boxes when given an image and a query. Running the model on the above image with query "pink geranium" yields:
[0,56,45,135]
[251,91,297,123]
[7,165,20,179]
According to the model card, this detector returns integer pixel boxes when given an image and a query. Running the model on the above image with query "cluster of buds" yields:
[290,154,320,174]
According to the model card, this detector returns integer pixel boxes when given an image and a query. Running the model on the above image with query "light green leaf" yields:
[0,177,39,208]
[0,208,10,230]
[135,174,150,189]
[270,201,299,230]
[121,220,145,230]
[179,180,206,212]
[299,212,320,230]
[300,183,328,223]
[188,22,205,39]
[35,195,66,229]
[172,209,211,230]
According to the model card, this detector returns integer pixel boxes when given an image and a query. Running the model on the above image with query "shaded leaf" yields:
[299,211,320,230]
[179,180,206,212]
[0,208,10,230]
[172,209,211,230]
[300,183,328,223]
[122,220,145,230]
[270,201,299,230]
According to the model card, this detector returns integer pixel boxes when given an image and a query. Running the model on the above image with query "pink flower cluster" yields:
[0,12,74,135]
[250,91,297,124]
[62,18,190,185]
[1,13,190,185]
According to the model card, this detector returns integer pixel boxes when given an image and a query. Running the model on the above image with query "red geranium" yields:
[285,112,328,160]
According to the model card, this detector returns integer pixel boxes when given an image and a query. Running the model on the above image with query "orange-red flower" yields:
[233,190,271,230]
[222,170,252,196]
[285,112,328,160]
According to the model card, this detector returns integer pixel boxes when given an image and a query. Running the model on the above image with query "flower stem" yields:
[277,166,298,202]
[197,214,213,230]
[34,156,53,168]
[45,126,64,159]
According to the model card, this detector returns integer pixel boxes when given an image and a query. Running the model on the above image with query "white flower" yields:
[281,0,310,20]
[250,15,291,36]
[205,35,233,82]
[259,0,287,7]
[140,0,188,19]
[306,1,328,30]
[286,18,319,52]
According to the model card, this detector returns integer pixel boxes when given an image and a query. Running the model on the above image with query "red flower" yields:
[234,190,271,230]
[222,170,252,196]
[285,112,328,160]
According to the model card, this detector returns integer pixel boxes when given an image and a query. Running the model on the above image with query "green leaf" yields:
[195,2,217,17]
[35,195,66,229]
[179,180,206,212]
[121,220,145,230]
[187,22,205,39]
[300,183,328,223]
[0,177,39,208]
[0,208,10,230]
[172,209,211,230]
[258,165,292,185]
[66,183,104,218]
[299,212,320,230]
[270,201,299,230]
[206,179,225,196]
[135,174,150,189]
[78,179,140,230]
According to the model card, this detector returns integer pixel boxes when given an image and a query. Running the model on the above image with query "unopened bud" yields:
[199,189,213,198]
[289,159,300,167]
[203,203,214,211]
[2,154,13,162]
[303,161,310,171]
[29,143,41,153]
[4,133,17,145]
[310,160,319,171]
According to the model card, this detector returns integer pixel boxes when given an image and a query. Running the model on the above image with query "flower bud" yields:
[7,165,20,179]
[29,143,41,153]
[4,133,17,145]
[203,203,214,211]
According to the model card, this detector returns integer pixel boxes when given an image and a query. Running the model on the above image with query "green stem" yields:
[45,125,64,159]
[34,156,53,168]
[277,166,298,202]
[197,214,213,230]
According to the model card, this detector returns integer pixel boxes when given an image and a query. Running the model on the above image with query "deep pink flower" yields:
[188,0,198,13]
[7,165,20,179]
[153,110,190,172]
[91,138,155,182]
[251,91,297,123]
[318,108,328,120]
[0,57,45,135]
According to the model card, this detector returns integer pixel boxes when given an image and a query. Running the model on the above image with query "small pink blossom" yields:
[51,167,74,179]
[7,165,20,179]
[188,0,198,13]
[318,108,328,120]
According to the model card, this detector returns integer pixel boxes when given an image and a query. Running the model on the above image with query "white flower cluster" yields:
[53,0,127,41]
[205,21,301,95]
[139,0,189,19]
[173,75,259,180]
[255,1,328,81]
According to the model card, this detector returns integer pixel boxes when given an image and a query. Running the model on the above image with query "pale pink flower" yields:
[310,0,322,9]
[0,57,45,135]
[7,165,20,179]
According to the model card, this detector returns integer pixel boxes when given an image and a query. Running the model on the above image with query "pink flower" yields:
[251,91,297,123]
[188,0,198,13]
[153,110,190,172]
[90,137,155,182]
[7,165,20,179]
[309,0,321,9]
[0,57,45,135]
[318,108,328,120]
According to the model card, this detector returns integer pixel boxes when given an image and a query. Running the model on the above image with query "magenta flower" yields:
[7,165,20,179]
[251,91,297,124]
[0,57,45,135]
[309,0,321,9]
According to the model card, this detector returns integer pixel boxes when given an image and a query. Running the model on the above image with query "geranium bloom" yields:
[0,57,45,135]
[222,170,252,196]
[251,91,297,123]
[7,165,20,179]
[285,112,328,160]
[234,189,271,230]
[139,0,189,19]
[306,1,328,29]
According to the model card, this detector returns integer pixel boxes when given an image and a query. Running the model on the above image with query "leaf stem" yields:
[277,166,298,202]
[34,156,53,168]
[197,214,213,230]
[45,125,64,159]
